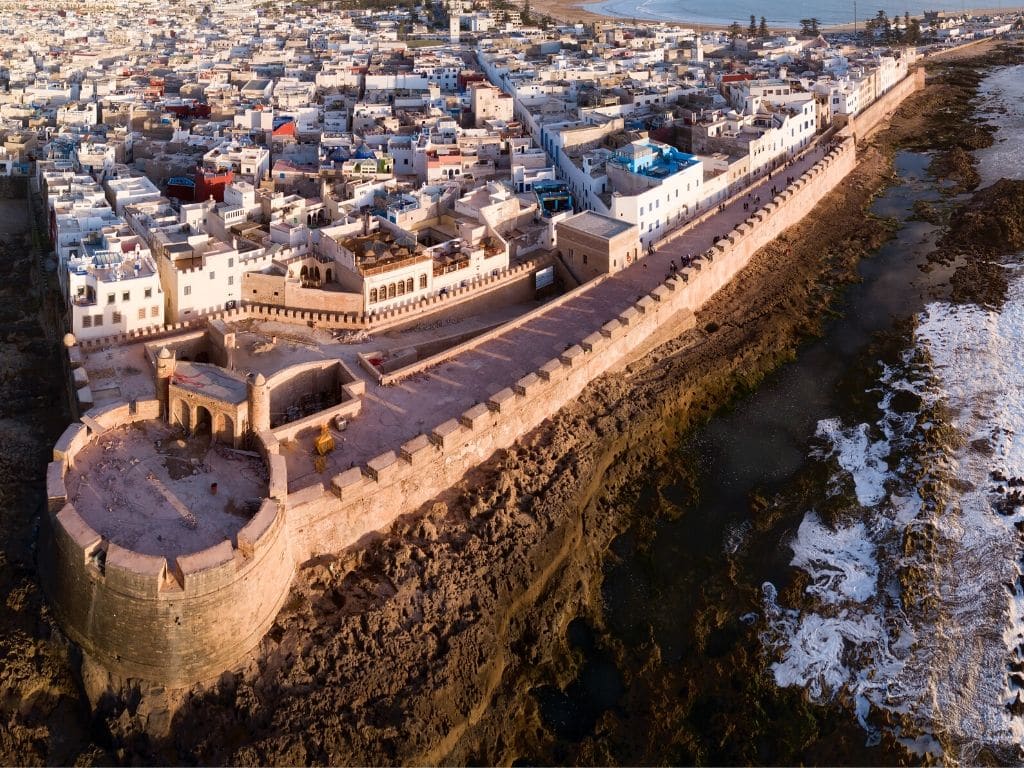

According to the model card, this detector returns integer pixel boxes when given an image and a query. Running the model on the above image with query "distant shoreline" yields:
[530,0,1021,32]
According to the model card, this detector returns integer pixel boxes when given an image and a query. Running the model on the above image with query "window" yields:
[107,293,115,305]
[138,308,146,320]
[406,278,414,293]
[210,272,215,280]
[144,288,152,298]
[82,315,92,328]
[228,258,234,268]
[228,276,234,286]
[183,286,191,296]
[112,311,122,323]
[582,253,588,265]
[151,305,159,317]
[388,283,396,298]
[370,288,378,303]
[419,274,427,289]
[396,281,405,296]
[94,314,103,326]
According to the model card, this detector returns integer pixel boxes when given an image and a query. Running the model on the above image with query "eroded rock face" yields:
[0,191,99,765]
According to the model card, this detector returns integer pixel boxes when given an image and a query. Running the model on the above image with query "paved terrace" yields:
[282,144,833,490]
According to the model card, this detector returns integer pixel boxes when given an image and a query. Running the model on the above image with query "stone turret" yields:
[248,372,270,435]
[155,347,175,418]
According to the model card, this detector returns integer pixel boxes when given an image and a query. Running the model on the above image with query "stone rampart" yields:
[287,138,859,561]
[47,68,924,687]
[42,399,293,686]
[843,66,926,142]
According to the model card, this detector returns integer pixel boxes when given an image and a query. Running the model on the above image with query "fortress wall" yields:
[286,138,859,561]
[48,71,922,686]
[74,257,552,350]
[43,402,294,686]
[844,67,925,142]
[271,398,362,444]
[379,274,610,385]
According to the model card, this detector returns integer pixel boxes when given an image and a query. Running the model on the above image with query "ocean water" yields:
[586,0,1016,28]
[762,66,1024,761]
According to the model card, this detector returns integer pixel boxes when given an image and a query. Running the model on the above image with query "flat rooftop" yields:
[171,361,248,404]
[560,211,634,239]
[65,421,267,559]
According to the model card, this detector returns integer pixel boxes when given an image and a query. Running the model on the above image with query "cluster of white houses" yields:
[6,0,971,342]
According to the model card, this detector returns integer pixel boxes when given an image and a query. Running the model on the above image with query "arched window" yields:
[396,280,405,296]
[369,288,378,303]
[420,274,427,289]
[406,278,414,293]
[388,283,396,298]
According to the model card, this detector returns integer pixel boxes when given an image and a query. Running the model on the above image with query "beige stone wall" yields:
[43,400,294,686]
[48,71,922,687]
[289,138,861,561]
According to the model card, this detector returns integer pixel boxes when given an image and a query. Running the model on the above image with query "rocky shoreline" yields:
[2,43,1022,766]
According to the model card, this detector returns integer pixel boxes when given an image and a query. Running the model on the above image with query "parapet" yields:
[42,400,294,686]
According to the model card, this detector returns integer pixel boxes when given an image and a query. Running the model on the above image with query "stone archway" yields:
[326,268,333,284]
[216,412,234,444]
[195,405,212,436]
[175,399,190,432]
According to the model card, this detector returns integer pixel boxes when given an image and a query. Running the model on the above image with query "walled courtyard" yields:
[64,421,268,559]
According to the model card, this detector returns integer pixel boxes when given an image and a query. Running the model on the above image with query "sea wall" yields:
[43,402,293,686]
[46,69,923,687]
[844,66,926,142]
[286,138,860,562]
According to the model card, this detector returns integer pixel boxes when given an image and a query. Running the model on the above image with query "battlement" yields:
[46,87,897,686]
[43,398,293,685]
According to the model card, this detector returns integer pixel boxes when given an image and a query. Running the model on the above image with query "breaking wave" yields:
[762,270,1024,763]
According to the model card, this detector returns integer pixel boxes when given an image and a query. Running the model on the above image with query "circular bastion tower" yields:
[41,348,294,686]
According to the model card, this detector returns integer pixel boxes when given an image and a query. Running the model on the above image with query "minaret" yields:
[155,347,175,419]
[449,13,460,43]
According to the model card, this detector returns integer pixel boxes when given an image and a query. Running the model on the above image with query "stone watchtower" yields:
[155,347,175,418]
[248,372,270,435]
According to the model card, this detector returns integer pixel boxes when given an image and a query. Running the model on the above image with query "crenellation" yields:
[366,450,400,482]
[400,434,434,465]
[537,358,567,382]
[459,403,491,429]
[580,332,605,353]
[104,544,167,598]
[430,419,464,449]
[486,388,517,413]
[559,345,586,368]
[46,460,67,513]
[53,422,89,464]
[331,467,367,500]
[41,53,917,687]
[618,306,640,326]
[634,296,659,315]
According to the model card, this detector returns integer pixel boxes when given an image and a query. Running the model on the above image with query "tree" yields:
[799,18,813,35]
[729,20,742,46]
[522,0,531,24]
[810,17,820,33]
[758,15,769,37]
[906,16,922,43]
[748,14,757,36]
